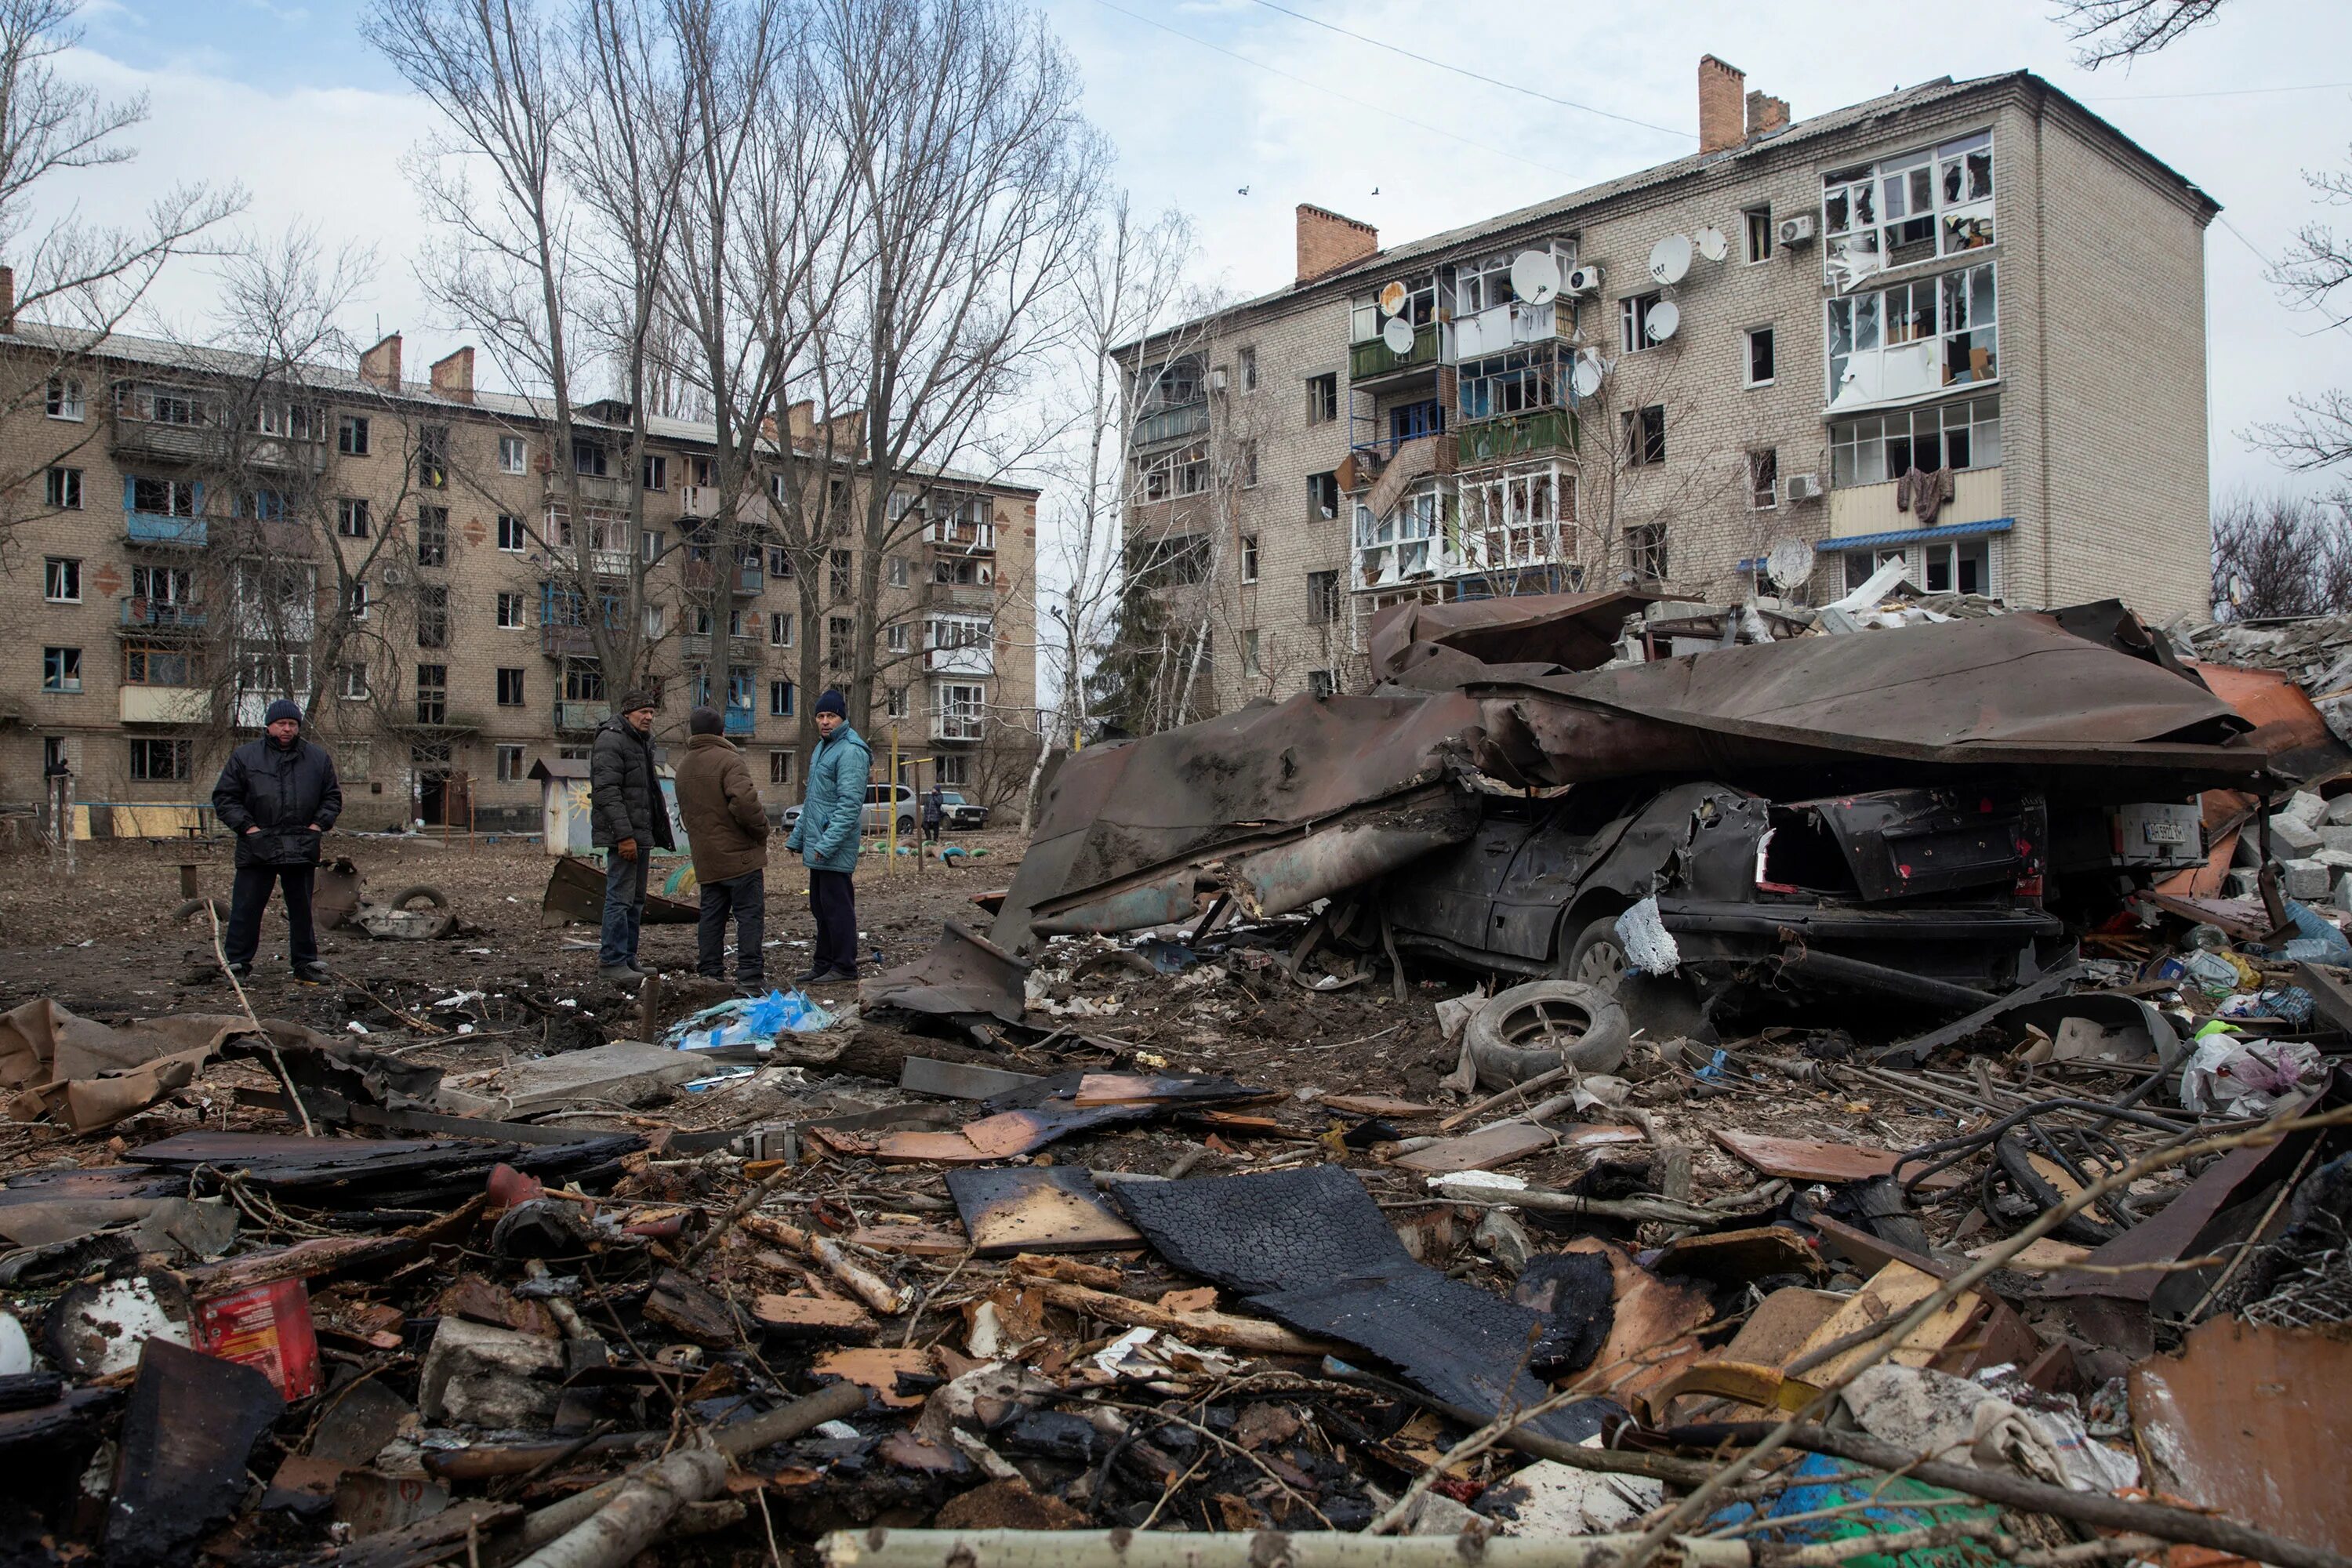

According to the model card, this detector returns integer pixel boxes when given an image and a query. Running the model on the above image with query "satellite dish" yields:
[1648,233,1693,285]
[1381,315,1415,354]
[1644,299,1680,343]
[1509,250,1560,306]
[1767,539,1813,588]
[1570,351,1605,399]
[1378,281,1408,316]
[1695,226,1728,263]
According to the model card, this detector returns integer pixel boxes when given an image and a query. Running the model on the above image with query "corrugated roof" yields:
[1816,517,2014,552]
[4,321,1036,493]
[1127,70,2214,354]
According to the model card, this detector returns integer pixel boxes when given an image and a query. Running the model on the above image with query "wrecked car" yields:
[1381,780,2093,1009]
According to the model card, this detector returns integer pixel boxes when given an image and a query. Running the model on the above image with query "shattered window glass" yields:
[1824,131,1994,278]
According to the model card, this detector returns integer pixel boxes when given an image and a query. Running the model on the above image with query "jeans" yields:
[225,863,318,971]
[600,850,648,969]
[808,867,858,976]
[698,869,766,983]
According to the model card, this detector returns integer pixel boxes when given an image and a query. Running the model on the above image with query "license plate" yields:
[2143,820,2187,844]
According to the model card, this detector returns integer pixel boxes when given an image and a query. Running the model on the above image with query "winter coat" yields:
[786,723,870,874]
[674,733,771,884]
[923,789,945,828]
[589,716,677,853]
[212,735,342,869]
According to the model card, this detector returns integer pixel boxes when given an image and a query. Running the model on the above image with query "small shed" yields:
[528,756,686,857]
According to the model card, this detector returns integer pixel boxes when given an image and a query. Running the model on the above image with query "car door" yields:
[1384,809,1540,951]
[1486,810,1605,962]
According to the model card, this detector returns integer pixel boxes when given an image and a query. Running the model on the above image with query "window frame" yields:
[1620,292,1664,354]
[1821,129,1995,284]
[1829,396,2002,488]
[45,466,82,510]
[1305,372,1339,425]
[45,376,85,421]
[42,645,82,693]
[1744,205,1773,263]
[497,513,527,552]
[1748,448,1780,511]
[129,737,192,782]
[499,434,527,474]
[415,504,449,566]
[339,662,369,701]
[495,744,528,782]
[1744,326,1776,387]
[42,557,80,603]
[769,678,796,718]
[1240,534,1259,584]
[337,414,369,456]
[336,497,371,538]
[1621,404,1666,466]
[495,666,526,707]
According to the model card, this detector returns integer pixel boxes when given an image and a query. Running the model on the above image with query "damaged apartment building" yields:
[0,318,1036,833]
[1117,58,2217,707]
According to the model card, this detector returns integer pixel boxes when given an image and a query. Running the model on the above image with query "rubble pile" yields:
[2,595,2350,1568]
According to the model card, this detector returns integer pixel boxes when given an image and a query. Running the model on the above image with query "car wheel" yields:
[897,815,915,837]
[1463,979,1632,1090]
[1563,914,1631,991]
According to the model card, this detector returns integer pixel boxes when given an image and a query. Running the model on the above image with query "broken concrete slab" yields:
[494,1040,706,1114]
[2282,858,2332,899]
[417,1316,564,1427]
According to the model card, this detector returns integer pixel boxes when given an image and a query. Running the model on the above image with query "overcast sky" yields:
[42,0,2352,501]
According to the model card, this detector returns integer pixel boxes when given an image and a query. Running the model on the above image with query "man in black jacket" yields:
[590,691,674,983]
[211,699,342,982]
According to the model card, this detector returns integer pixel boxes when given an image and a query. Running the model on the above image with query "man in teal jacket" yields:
[786,688,871,983]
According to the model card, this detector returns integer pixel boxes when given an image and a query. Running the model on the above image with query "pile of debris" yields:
[2,594,2350,1568]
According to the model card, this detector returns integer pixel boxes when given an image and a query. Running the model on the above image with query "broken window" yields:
[1625,522,1668,583]
[1239,345,1258,391]
[769,749,793,783]
[1744,205,1773,263]
[496,744,527,782]
[1830,397,2001,486]
[1131,532,1210,588]
[1455,253,1515,315]
[1139,444,1209,503]
[1349,275,1436,341]
[1749,449,1779,510]
[1308,471,1339,518]
[564,659,604,702]
[1823,130,1993,283]
[1620,292,1665,353]
[1243,630,1261,677]
[1307,570,1340,624]
[129,738,191,781]
[416,505,448,566]
[1621,405,1666,466]
[1745,327,1776,387]
[418,424,449,488]
[1827,263,1996,407]
[416,585,448,648]
[829,549,853,600]
[1306,373,1338,425]
[134,477,199,517]
[496,668,525,706]
[827,615,853,673]
[1140,357,1204,412]
[415,663,448,725]
[1461,463,1576,569]
[1354,481,1443,586]
[1308,669,1334,698]
[1923,537,1991,595]
[1458,349,1563,421]
[123,643,200,686]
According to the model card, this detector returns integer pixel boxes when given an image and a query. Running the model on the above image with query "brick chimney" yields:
[429,346,474,403]
[358,332,403,390]
[1746,89,1789,139]
[1296,203,1378,285]
[0,266,16,333]
[1699,56,1746,154]
[785,400,817,442]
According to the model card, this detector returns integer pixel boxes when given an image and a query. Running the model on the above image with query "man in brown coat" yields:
[674,706,771,987]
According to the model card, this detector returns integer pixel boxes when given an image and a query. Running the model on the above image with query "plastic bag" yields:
[1615,896,1680,976]
[2179,1028,2327,1116]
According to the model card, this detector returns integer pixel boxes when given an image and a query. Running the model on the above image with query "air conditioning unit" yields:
[1563,263,1602,297]
[1783,472,1824,503]
[1210,366,1229,394]
[1777,214,1817,247]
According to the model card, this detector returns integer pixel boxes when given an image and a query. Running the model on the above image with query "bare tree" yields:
[2049,0,2229,67]
[0,0,242,584]
[1017,194,1193,829]
[2209,487,2352,619]
[815,0,1105,739]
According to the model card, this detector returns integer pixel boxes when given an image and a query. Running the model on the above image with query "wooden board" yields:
[846,1225,968,1257]
[946,1166,1142,1257]
[811,1347,934,1408]
[1713,1129,1961,1190]
[750,1294,877,1343]
[1391,1122,1554,1174]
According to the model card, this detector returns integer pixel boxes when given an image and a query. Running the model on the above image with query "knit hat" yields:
[263,699,303,726]
[815,688,848,718]
[688,706,724,736]
[616,689,658,715]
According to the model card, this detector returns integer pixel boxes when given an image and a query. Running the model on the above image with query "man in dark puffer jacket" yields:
[211,698,341,982]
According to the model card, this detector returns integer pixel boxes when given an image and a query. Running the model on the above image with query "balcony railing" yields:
[109,413,327,475]
[724,706,755,738]
[931,710,985,743]
[118,597,205,632]
[125,513,207,548]
[541,624,598,659]
[1348,319,1441,382]
[925,580,993,612]
[555,701,610,732]
[119,685,209,724]
[1133,400,1209,449]
[926,644,993,676]
[1454,407,1579,467]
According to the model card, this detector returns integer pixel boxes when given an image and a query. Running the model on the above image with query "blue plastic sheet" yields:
[666,988,834,1054]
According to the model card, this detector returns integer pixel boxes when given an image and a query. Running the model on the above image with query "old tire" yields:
[896,815,916,837]
[1465,979,1632,1091]
[1562,915,1632,991]
[172,896,230,923]
[387,884,449,911]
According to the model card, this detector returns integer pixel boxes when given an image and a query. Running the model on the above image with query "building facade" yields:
[1118,61,2216,709]
[0,325,1036,833]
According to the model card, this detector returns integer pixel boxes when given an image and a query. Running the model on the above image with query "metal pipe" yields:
[1774,946,1994,1012]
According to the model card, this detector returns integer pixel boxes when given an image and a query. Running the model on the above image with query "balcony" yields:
[931,710,985,744]
[931,521,996,555]
[924,579,994,613]
[555,700,610,732]
[1452,299,1573,361]
[125,513,207,549]
[118,597,205,634]
[1454,407,1579,469]
[724,706,755,739]
[562,472,625,506]
[108,412,327,476]
[1133,400,1209,450]
[119,685,209,724]
[541,623,598,659]
[927,643,993,677]
[678,633,765,663]
[1348,319,1441,383]
[1826,466,2004,541]
[684,560,764,595]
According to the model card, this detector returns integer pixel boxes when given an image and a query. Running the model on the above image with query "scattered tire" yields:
[1561,914,1631,990]
[172,896,230,922]
[1464,978,1632,1091]
[385,884,450,911]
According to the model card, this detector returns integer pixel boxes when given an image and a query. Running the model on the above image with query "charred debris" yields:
[4,590,2352,1567]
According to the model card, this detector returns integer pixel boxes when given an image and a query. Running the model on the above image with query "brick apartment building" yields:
[0,321,1036,833]
[1118,60,2218,708]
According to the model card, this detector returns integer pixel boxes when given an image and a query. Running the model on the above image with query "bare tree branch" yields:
[2049,0,2229,68]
